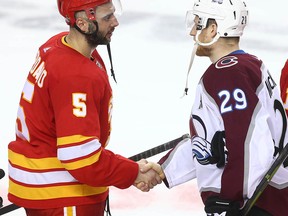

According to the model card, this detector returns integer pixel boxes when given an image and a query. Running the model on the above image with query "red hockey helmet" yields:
[57,0,110,26]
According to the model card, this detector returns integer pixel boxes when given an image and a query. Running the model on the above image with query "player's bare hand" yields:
[133,161,165,192]
[141,162,165,180]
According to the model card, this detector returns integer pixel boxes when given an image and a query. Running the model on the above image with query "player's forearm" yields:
[67,149,139,189]
[159,138,196,188]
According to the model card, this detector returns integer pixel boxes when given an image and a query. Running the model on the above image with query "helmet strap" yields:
[195,30,220,46]
[74,22,117,83]
[181,43,198,97]
[107,43,117,83]
[181,30,220,97]
[74,20,99,36]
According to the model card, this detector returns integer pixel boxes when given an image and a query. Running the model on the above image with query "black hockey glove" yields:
[210,131,227,168]
[205,196,240,216]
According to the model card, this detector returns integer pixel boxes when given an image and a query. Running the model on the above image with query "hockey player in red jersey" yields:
[280,60,288,116]
[139,0,288,215]
[7,0,163,215]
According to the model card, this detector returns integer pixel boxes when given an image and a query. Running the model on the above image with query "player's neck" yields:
[65,33,95,58]
[210,41,239,63]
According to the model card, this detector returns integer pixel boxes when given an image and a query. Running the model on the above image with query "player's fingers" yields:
[135,182,150,192]
[150,177,159,187]
[140,162,153,173]
[159,171,165,180]
[155,175,162,184]
[138,158,148,164]
[140,183,150,192]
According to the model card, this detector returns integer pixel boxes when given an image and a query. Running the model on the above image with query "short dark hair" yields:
[206,18,217,28]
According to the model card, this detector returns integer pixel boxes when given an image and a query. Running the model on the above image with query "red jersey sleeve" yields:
[280,60,288,115]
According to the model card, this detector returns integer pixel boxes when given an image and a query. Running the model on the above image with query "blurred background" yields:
[0,0,287,215]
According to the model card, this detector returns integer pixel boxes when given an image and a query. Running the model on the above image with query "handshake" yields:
[134,159,165,192]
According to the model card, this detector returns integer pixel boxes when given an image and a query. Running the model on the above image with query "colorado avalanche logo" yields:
[215,56,238,69]
[192,136,212,165]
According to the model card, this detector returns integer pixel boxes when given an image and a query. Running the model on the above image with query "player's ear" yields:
[75,17,88,32]
[209,23,218,38]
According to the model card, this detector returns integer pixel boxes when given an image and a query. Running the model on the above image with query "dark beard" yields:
[85,21,109,47]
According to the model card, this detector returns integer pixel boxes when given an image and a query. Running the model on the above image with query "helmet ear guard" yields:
[84,8,97,21]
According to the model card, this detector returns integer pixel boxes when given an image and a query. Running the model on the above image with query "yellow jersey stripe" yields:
[9,149,63,170]
[65,206,74,216]
[57,135,96,146]
[9,180,108,200]
[9,147,102,171]
[62,149,102,170]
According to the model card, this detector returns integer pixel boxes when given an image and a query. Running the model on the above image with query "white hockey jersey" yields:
[159,51,288,215]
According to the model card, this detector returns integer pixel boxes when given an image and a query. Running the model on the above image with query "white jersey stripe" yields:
[58,139,101,161]
[9,163,77,185]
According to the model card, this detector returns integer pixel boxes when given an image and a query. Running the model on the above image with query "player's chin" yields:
[101,37,111,45]
[106,33,113,41]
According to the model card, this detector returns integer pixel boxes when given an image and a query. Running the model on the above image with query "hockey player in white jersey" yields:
[140,0,288,215]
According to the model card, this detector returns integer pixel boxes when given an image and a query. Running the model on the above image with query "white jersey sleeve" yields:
[160,137,196,188]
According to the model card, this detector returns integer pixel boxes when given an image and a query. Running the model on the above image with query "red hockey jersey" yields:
[280,59,288,116]
[8,32,138,209]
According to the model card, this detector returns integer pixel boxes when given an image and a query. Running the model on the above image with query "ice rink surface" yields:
[0,0,287,215]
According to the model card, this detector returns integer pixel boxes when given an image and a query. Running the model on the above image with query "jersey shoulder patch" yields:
[215,56,238,69]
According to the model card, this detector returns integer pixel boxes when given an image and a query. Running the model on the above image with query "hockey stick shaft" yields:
[0,134,190,215]
[128,133,190,161]
[240,143,288,216]
[0,204,20,215]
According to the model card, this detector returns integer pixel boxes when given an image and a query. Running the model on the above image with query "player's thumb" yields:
[140,162,153,173]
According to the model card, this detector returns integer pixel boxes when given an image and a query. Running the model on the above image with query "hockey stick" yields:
[128,133,190,161]
[240,142,288,216]
[0,204,20,215]
[0,133,190,215]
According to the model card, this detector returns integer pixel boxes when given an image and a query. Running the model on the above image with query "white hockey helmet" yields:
[188,0,249,37]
